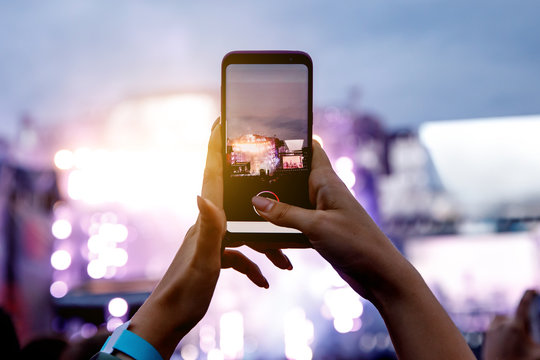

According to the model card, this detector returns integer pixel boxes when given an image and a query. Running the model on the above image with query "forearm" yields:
[371,262,475,360]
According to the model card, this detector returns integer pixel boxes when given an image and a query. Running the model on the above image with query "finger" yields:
[264,249,293,270]
[194,196,226,261]
[311,140,333,170]
[221,249,269,288]
[252,196,316,235]
[201,117,223,208]
[488,314,509,330]
[515,289,537,330]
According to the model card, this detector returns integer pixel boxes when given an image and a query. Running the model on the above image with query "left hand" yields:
[126,118,292,359]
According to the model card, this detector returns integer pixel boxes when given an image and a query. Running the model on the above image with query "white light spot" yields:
[52,219,72,240]
[312,134,324,148]
[51,250,71,270]
[207,349,224,360]
[106,317,124,332]
[87,259,107,279]
[333,317,354,333]
[81,323,98,339]
[50,281,68,298]
[108,297,128,317]
[220,311,244,359]
[54,149,74,170]
[180,344,199,360]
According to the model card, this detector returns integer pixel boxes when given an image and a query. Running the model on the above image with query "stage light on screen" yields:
[51,250,71,270]
[51,219,72,239]
[108,297,128,317]
[50,280,68,298]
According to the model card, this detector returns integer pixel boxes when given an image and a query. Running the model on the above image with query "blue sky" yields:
[1,1,539,139]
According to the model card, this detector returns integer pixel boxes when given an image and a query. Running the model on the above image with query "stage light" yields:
[180,344,199,360]
[51,250,71,270]
[81,323,98,339]
[207,349,224,360]
[54,149,74,170]
[312,134,324,148]
[333,317,354,334]
[284,308,313,360]
[200,324,216,353]
[108,297,128,317]
[50,281,68,298]
[107,318,124,332]
[99,223,128,243]
[335,156,356,189]
[87,235,106,254]
[87,259,106,279]
[220,311,244,359]
[51,219,72,240]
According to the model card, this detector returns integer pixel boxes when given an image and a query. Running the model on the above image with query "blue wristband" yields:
[101,320,163,360]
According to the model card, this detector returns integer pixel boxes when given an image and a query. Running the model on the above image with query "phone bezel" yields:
[221,50,313,248]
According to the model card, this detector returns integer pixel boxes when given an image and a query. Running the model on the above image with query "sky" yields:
[1,1,540,139]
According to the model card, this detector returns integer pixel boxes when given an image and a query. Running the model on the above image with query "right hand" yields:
[251,141,410,302]
[483,290,540,360]
[252,141,476,360]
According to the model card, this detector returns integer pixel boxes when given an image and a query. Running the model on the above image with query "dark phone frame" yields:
[221,50,313,249]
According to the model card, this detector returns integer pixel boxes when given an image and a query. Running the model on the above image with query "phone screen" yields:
[223,61,311,235]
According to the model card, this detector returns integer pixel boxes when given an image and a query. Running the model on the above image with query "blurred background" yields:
[1,1,540,359]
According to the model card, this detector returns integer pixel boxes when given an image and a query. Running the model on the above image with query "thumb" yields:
[252,196,315,234]
[195,196,226,260]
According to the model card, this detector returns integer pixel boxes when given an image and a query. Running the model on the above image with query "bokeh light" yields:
[220,311,244,359]
[50,281,68,298]
[180,344,199,360]
[51,219,72,240]
[87,259,107,279]
[50,250,72,270]
[106,317,124,332]
[108,297,128,317]
[54,149,74,170]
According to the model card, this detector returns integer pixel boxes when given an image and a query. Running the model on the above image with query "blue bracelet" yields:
[101,320,163,360]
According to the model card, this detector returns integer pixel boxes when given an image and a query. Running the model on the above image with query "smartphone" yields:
[530,293,540,343]
[221,51,313,248]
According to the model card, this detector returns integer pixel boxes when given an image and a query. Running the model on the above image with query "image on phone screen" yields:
[224,63,311,233]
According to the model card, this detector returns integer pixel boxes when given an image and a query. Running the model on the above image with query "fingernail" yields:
[263,279,269,289]
[252,196,274,212]
[286,259,293,271]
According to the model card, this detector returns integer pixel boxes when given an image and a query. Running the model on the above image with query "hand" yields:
[252,141,476,360]
[483,290,540,360]
[251,141,406,301]
[126,119,292,359]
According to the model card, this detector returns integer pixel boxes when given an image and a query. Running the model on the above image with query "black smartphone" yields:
[530,293,540,343]
[221,51,313,248]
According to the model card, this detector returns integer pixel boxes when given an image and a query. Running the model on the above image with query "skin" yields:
[251,140,476,360]
[118,120,292,359]
[482,290,540,360]
[113,119,475,359]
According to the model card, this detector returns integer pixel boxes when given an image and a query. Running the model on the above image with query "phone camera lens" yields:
[289,57,293,61]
